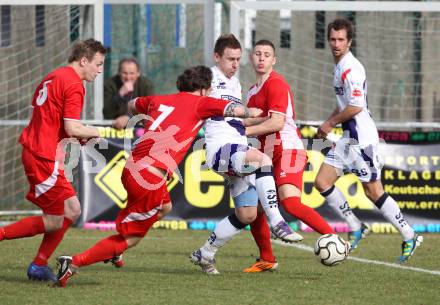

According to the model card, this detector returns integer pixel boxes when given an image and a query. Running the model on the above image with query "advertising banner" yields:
[79,126,440,233]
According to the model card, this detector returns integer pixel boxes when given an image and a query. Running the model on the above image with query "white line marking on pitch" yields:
[272,239,440,276]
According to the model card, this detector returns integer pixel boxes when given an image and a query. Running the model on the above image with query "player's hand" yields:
[112,115,130,130]
[79,137,104,146]
[248,107,263,118]
[317,121,332,139]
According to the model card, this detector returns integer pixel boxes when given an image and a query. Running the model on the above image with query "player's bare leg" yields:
[157,202,172,220]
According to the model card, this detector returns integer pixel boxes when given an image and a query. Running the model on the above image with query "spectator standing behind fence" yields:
[103,57,154,129]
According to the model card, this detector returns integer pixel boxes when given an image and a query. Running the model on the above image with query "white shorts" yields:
[324,142,382,182]
[207,143,252,176]
[207,143,258,207]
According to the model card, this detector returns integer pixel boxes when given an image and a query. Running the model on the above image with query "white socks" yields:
[254,166,284,227]
[200,214,246,260]
[376,193,414,241]
[321,185,362,231]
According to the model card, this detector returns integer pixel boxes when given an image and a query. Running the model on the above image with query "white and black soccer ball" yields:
[314,234,349,266]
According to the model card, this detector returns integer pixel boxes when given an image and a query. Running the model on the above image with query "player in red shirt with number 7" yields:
[55,65,262,287]
[0,39,105,281]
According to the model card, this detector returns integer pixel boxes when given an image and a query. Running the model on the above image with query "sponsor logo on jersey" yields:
[334,86,344,95]
[221,95,241,104]
[352,88,362,97]
[217,81,227,89]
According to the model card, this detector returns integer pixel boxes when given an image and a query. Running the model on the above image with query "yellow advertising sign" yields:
[94,151,129,209]
[94,150,179,209]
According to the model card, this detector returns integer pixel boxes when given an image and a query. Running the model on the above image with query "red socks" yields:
[249,212,276,263]
[73,234,128,268]
[33,217,73,266]
[281,197,334,234]
[0,216,45,240]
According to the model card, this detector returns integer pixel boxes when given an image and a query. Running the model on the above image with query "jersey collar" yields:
[336,51,353,69]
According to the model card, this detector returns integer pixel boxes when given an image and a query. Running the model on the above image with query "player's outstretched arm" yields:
[64,120,100,139]
[224,103,262,118]
[243,116,269,127]
[127,99,139,116]
[245,112,285,137]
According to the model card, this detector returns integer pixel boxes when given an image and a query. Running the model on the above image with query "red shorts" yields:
[272,149,307,189]
[116,167,169,237]
[22,147,76,215]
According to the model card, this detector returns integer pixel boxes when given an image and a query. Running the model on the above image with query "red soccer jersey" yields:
[19,66,85,161]
[131,92,231,173]
[246,71,303,153]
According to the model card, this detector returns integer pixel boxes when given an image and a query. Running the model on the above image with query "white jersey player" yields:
[204,65,247,166]
[315,18,422,262]
[333,51,378,147]
[328,50,382,182]
[190,34,302,274]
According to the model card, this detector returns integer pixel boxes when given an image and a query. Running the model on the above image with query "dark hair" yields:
[68,39,106,63]
[176,66,212,92]
[214,34,242,56]
[327,18,354,41]
[118,57,140,73]
[254,39,276,54]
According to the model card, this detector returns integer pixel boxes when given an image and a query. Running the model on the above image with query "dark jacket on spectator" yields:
[103,75,154,119]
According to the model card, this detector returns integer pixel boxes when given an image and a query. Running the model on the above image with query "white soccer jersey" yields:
[204,66,248,162]
[333,51,379,146]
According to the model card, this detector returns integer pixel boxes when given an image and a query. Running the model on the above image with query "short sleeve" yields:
[344,69,366,108]
[134,96,152,114]
[63,82,85,120]
[195,96,230,120]
[266,78,290,115]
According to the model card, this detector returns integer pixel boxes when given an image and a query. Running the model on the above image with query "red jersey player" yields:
[55,65,262,287]
[243,40,335,272]
[0,39,105,281]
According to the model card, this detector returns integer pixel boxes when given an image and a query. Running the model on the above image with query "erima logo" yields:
[217,81,227,89]
[280,171,287,177]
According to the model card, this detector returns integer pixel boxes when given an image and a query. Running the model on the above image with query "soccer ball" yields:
[314,234,349,266]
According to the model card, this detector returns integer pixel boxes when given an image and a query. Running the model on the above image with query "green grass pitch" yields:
[0,229,439,305]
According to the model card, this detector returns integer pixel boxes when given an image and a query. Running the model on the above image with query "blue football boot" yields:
[27,262,57,282]
[399,234,423,263]
[348,223,370,252]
